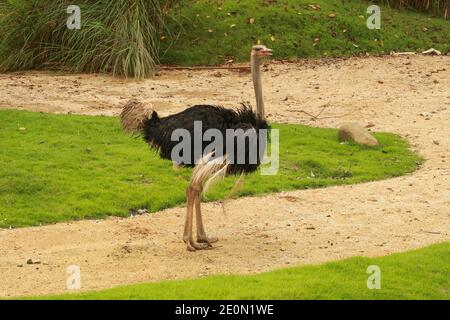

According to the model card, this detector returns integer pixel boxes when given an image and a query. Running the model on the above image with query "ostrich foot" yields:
[184,237,213,251]
[197,236,219,244]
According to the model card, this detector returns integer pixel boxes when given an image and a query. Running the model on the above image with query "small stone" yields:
[338,122,379,146]
[26,258,41,265]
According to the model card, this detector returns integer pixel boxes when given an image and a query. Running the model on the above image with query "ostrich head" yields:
[251,44,273,58]
[250,44,272,120]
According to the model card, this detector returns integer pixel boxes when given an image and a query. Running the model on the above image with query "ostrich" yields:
[121,44,273,251]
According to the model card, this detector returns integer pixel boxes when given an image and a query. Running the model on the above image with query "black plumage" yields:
[143,103,269,174]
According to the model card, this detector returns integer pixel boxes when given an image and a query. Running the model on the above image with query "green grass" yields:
[1,1,448,77]
[161,0,450,65]
[0,109,421,228]
[36,242,450,299]
[0,0,178,78]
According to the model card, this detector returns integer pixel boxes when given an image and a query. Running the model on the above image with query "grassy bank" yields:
[0,1,448,76]
[161,0,450,65]
[378,0,449,19]
[0,109,421,228]
[36,242,450,299]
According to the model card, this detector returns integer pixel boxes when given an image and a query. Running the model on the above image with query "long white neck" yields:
[251,54,265,120]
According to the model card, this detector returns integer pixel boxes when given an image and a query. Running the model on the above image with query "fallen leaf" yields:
[329,13,336,18]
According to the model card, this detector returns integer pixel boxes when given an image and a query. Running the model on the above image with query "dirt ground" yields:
[0,55,449,298]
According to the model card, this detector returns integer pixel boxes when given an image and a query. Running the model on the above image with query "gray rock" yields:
[338,122,379,146]
[26,258,41,265]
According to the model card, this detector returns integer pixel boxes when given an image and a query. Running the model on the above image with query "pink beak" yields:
[260,48,273,56]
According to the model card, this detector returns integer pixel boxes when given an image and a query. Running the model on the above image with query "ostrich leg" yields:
[194,187,218,245]
[183,185,210,251]
[183,155,228,251]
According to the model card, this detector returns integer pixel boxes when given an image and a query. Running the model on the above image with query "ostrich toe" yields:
[185,238,213,251]
[197,236,219,244]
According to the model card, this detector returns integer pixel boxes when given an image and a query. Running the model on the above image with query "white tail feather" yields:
[191,153,230,194]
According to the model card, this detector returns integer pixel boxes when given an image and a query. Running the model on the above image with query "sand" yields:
[0,55,448,297]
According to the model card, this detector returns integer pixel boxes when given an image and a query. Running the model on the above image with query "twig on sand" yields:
[288,103,352,121]
[295,103,329,121]
[420,230,442,235]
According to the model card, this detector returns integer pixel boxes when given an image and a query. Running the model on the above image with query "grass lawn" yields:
[36,242,450,299]
[1,1,448,78]
[0,109,421,228]
[161,0,450,65]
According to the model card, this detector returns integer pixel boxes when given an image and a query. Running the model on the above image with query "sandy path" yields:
[0,55,449,298]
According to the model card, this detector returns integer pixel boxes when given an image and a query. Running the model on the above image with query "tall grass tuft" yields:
[0,0,179,78]
[378,0,449,19]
